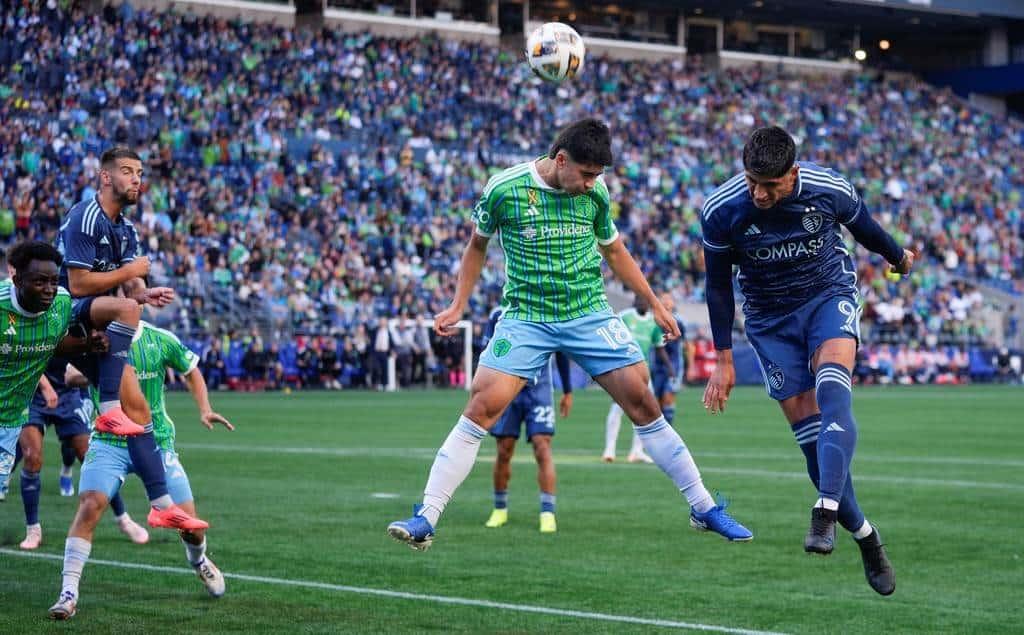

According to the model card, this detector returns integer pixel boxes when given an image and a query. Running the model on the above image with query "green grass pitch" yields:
[1,386,1021,633]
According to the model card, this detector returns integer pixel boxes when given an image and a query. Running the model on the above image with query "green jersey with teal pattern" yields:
[619,307,663,359]
[91,322,199,449]
[471,159,619,323]
[0,280,72,428]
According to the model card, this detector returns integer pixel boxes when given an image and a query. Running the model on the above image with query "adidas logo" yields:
[99,236,110,245]
[524,205,540,216]
[4,326,15,336]
[825,422,846,433]
[744,224,762,236]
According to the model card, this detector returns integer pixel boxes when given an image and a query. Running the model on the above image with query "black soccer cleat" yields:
[804,506,837,555]
[855,525,896,596]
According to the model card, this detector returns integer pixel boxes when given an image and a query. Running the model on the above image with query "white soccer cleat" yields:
[627,450,654,464]
[48,591,77,620]
[19,524,42,550]
[117,515,150,544]
[194,557,226,598]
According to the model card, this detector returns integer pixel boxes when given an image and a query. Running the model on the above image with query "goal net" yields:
[385,318,473,392]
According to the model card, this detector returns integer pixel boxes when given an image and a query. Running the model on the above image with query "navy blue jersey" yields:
[57,196,141,295]
[701,162,863,315]
[651,317,685,375]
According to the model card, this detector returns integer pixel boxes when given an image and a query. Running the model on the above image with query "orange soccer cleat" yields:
[93,407,147,436]
[147,504,209,531]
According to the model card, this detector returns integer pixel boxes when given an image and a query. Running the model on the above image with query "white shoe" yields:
[117,515,150,544]
[627,450,654,464]
[48,590,77,620]
[20,524,42,550]
[194,557,226,597]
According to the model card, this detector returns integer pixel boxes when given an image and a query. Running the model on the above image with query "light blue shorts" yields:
[79,441,193,504]
[478,310,645,380]
[0,425,22,490]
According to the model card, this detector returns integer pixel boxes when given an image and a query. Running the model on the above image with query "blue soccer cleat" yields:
[689,494,753,542]
[59,473,74,497]
[387,505,435,551]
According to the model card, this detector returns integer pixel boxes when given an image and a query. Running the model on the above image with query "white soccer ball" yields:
[525,22,585,83]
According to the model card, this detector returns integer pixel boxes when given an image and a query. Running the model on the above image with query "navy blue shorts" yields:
[744,291,861,401]
[490,384,555,440]
[71,296,98,333]
[651,368,681,398]
[25,392,93,441]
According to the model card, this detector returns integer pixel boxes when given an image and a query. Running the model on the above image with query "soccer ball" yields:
[525,22,585,82]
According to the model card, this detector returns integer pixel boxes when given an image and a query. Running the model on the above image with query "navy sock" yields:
[815,363,859,504]
[21,469,41,525]
[792,415,865,532]
[99,321,136,403]
[61,442,77,469]
[494,490,508,510]
[110,492,127,518]
[662,405,676,426]
[127,428,169,503]
[540,492,556,514]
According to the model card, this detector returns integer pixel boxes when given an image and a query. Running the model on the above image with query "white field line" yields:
[175,443,1024,491]
[0,549,788,635]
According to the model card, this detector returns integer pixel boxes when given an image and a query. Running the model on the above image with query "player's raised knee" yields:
[114,298,143,325]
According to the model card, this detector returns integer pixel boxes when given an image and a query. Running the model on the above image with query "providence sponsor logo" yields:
[522,225,591,241]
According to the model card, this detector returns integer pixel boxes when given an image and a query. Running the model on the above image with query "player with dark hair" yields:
[49,321,234,620]
[0,242,106,526]
[701,125,909,595]
[388,118,751,550]
[55,145,206,531]
[482,307,574,533]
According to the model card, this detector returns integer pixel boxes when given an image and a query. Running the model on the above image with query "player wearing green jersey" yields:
[0,242,107,506]
[602,297,663,464]
[49,321,234,620]
[388,119,752,549]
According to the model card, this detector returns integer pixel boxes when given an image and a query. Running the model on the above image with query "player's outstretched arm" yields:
[599,238,680,340]
[122,277,176,308]
[183,368,234,431]
[435,233,489,337]
[841,195,914,275]
[702,247,736,414]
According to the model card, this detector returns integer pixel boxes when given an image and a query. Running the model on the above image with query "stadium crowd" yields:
[1,1,1021,389]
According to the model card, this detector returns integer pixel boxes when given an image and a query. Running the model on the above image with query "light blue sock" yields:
[662,405,676,426]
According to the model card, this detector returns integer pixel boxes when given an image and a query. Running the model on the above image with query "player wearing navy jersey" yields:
[482,308,573,533]
[16,359,148,550]
[701,127,909,595]
[649,292,686,427]
[56,146,205,532]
